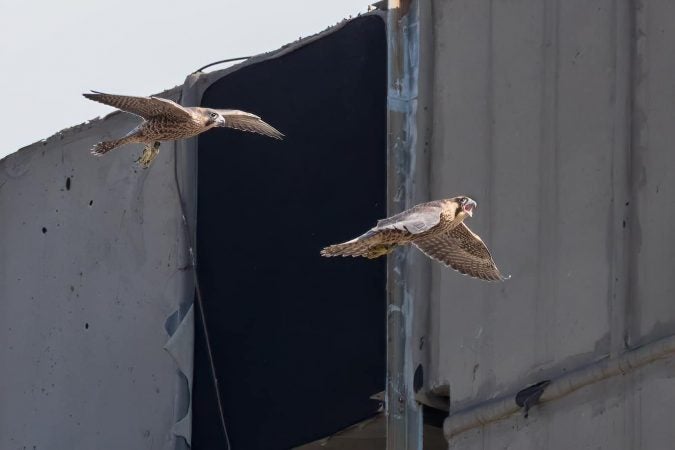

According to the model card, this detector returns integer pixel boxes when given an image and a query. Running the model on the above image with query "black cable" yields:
[173,135,232,449]
[194,56,252,74]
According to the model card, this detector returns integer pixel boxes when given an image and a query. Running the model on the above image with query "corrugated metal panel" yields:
[401,0,675,447]
[629,0,675,347]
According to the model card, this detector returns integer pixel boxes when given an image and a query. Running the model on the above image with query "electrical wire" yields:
[173,135,232,449]
[194,56,252,74]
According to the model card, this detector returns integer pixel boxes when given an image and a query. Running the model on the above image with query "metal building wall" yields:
[0,88,195,450]
[398,1,675,448]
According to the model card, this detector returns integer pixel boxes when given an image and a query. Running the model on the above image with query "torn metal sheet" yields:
[164,304,195,445]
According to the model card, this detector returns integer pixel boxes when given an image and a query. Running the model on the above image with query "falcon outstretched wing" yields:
[216,110,284,139]
[413,223,505,281]
[375,200,446,234]
[83,91,192,120]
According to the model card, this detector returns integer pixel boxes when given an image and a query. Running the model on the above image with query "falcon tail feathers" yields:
[320,238,395,259]
[90,139,125,156]
[321,240,368,258]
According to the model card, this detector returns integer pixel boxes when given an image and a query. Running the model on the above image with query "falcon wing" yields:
[413,223,505,281]
[375,201,445,234]
[83,91,192,120]
[216,110,284,139]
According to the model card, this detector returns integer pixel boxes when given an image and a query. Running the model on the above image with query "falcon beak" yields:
[216,115,226,127]
[463,199,477,217]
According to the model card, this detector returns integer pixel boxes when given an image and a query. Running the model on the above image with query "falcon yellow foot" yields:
[135,141,161,169]
[365,245,395,259]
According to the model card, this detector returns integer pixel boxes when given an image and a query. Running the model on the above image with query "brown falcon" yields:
[83,91,284,168]
[321,196,506,281]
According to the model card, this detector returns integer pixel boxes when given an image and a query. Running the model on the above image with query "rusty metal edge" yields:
[386,0,425,449]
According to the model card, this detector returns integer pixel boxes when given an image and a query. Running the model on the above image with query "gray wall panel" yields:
[553,0,615,360]
[631,0,675,345]
[0,92,191,450]
[446,357,675,450]
[412,0,675,448]
[429,0,622,406]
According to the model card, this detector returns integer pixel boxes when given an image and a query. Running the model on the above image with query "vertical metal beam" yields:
[386,1,424,449]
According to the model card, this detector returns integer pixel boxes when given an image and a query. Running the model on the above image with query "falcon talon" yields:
[135,141,161,168]
[321,196,506,282]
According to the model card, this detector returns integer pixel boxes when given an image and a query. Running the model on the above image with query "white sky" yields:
[0,0,369,159]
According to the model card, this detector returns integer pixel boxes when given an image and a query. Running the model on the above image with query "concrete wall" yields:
[448,356,675,450]
[0,88,194,450]
[406,0,675,447]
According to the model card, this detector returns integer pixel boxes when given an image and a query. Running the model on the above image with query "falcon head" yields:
[201,109,227,128]
[454,196,477,218]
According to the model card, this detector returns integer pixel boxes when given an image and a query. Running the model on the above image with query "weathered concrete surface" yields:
[428,0,615,405]
[0,87,193,450]
[403,0,675,447]
[447,356,675,450]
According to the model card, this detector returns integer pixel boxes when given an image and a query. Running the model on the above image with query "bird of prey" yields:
[83,91,284,168]
[321,196,506,281]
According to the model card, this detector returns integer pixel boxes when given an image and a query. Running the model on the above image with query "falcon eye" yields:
[460,197,467,205]
[209,112,218,118]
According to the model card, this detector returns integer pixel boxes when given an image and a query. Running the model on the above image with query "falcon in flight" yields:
[83,91,283,168]
[321,196,506,281]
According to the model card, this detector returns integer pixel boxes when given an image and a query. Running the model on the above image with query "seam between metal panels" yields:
[606,0,633,358]
[443,334,675,441]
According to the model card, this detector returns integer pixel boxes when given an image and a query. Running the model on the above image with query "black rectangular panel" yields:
[194,16,386,450]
